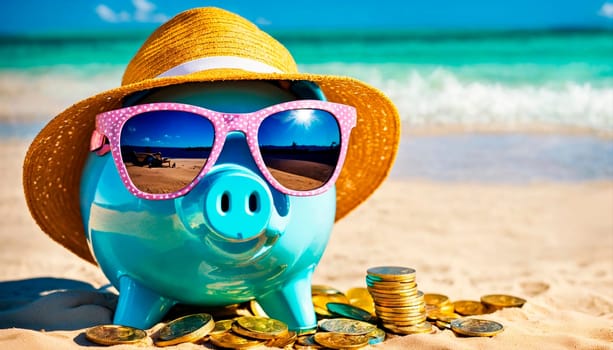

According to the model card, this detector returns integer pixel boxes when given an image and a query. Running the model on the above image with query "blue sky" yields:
[124,109,340,148]
[1,0,612,35]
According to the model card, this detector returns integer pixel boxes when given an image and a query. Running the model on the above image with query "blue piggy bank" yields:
[22,7,399,334]
[80,81,338,332]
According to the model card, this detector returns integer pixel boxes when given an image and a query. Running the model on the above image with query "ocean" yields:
[1,29,612,182]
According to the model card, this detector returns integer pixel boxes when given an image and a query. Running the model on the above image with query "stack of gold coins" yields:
[366,266,434,335]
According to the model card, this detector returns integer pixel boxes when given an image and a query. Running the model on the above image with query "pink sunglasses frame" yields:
[91,100,357,200]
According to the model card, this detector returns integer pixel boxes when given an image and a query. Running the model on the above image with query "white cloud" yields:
[598,2,613,18]
[133,0,155,13]
[255,17,272,26]
[95,4,122,23]
[96,0,168,24]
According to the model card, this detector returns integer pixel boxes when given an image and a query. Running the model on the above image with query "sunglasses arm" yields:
[90,129,111,156]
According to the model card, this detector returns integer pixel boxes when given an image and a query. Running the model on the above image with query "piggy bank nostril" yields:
[248,192,259,213]
[220,192,230,213]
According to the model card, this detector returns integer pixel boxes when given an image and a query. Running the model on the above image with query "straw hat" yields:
[22,7,400,264]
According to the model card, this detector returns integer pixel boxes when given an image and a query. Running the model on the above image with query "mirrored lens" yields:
[258,108,341,191]
[119,110,214,194]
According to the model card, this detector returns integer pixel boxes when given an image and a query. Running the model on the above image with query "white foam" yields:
[302,63,613,131]
[387,69,613,130]
[2,64,612,132]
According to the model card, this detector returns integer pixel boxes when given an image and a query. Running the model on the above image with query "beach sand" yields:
[1,138,612,349]
[125,157,333,194]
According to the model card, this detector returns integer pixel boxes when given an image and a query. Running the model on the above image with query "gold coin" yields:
[380,315,427,326]
[424,293,450,306]
[367,276,417,284]
[266,330,297,348]
[155,313,215,347]
[375,304,425,313]
[368,287,419,297]
[378,315,426,323]
[425,301,454,314]
[313,332,370,349]
[85,325,148,346]
[346,287,371,301]
[375,308,426,317]
[376,310,426,320]
[437,313,462,324]
[249,300,269,317]
[438,302,455,314]
[375,304,426,314]
[209,331,264,349]
[371,296,423,306]
[373,296,424,307]
[371,289,423,300]
[450,318,504,337]
[295,335,322,349]
[318,318,376,335]
[383,321,435,335]
[366,328,386,345]
[453,300,488,316]
[312,284,344,296]
[427,309,459,321]
[326,302,377,323]
[234,316,289,340]
[435,320,453,329]
[346,288,375,315]
[434,313,462,329]
[367,266,416,281]
[312,294,350,310]
[480,294,527,309]
[314,304,333,318]
[370,295,419,304]
[210,319,234,335]
[366,278,417,288]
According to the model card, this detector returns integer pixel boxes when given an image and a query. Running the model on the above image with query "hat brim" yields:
[23,68,400,264]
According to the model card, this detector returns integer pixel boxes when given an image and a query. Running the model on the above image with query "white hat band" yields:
[156,56,283,78]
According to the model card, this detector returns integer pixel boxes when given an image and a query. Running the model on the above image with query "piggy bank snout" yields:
[176,165,288,242]
[203,169,272,240]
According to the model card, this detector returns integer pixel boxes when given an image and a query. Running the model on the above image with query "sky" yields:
[124,109,340,148]
[1,0,612,35]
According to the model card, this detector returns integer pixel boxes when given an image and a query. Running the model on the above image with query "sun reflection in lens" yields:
[287,109,315,128]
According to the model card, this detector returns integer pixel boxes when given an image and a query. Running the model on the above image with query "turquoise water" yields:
[1,29,611,181]
[1,29,611,130]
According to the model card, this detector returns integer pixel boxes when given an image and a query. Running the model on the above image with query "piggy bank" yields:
[23,7,399,334]
[80,80,342,332]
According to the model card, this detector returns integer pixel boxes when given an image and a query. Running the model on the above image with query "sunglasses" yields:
[91,100,357,200]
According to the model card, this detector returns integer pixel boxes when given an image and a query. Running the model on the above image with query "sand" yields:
[125,157,333,194]
[1,138,612,349]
